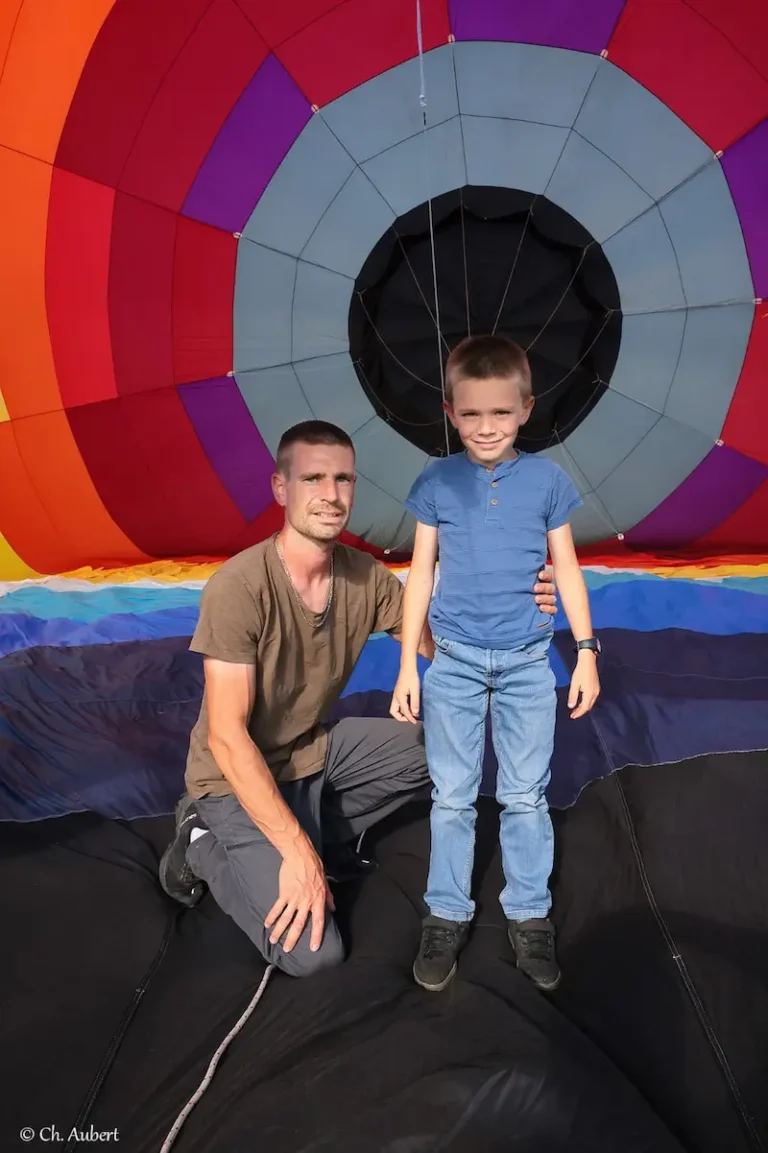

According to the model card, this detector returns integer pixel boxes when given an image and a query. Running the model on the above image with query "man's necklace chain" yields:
[274,534,335,627]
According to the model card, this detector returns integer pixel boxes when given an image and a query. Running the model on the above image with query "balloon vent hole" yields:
[349,186,622,457]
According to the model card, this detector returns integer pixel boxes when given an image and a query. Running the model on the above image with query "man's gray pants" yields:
[186,717,429,977]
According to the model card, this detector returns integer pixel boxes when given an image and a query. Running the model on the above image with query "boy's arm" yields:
[547,523,600,719]
[398,521,438,670]
[546,523,593,642]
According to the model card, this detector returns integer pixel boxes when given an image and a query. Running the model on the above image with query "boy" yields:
[390,334,600,994]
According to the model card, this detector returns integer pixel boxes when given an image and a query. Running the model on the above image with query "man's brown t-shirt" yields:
[184,536,405,799]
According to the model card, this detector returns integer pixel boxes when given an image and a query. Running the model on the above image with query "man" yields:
[159,420,559,978]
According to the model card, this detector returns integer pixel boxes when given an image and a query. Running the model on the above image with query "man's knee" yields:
[277,929,345,978]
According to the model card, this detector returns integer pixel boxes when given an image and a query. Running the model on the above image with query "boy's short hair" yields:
[445,335,532,404]
[276,420,355,476]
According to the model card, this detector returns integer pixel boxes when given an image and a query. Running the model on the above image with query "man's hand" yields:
[264,836,335,953]
[390,668,421,724]
[534,564,558,616]
[568,652,600,719]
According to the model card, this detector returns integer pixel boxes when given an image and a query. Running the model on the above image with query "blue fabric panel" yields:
[2,628,767,822]
[2,576,768,660]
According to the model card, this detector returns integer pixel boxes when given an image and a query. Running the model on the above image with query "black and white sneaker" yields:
[507,918,561,991]
[159,795,208,907]
[413,915,471,991]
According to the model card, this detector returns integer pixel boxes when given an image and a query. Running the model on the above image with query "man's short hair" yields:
[275,420,355,476]
[445,334,532,404]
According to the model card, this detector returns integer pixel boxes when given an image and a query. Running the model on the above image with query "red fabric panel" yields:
[109,193,175,395]
[119,0,267,212]
[720,312,768,467]
[45,168,117,408]
[697,478,768,549]
[67,391,247,557]
[235,0,342,46]
[687,0,768,81]
[608,0,768,150]
[55,0,212,188]
[172,217,236,384]
[275,0,450,106]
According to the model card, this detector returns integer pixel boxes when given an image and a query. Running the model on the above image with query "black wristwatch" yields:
[574,637,601,655]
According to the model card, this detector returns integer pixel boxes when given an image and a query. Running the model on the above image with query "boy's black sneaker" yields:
[507,918,561,991]
[413,915,470,991]
[159,795,208,907]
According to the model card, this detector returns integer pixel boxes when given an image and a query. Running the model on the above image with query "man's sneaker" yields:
[159,795,208,908]
[413,915,471,991]
[507,918,561,991]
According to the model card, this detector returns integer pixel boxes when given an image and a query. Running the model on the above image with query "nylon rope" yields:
[158,964,275,1152]
[416,0,452,458]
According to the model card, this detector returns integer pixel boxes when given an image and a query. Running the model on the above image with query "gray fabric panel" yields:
[236,365,314,456]
[293,354,378,436]
[545,131,654,244]
[595,417,713,531]
[321,45,458,163]
[361,117,467,217]
[233,242,296,372]
[301,168,396,279]
[292,261,353,362]
[562,390,660,491]
[352,418,431,502]
[602,207,686,313]
[454,41,598,127]
[608,310,686,413]
[574,61,712,201]
[664,303,754,438]
[462,115,568,193]
[538,443,593,494]
[240,116,354,256]
[569,498,620,545]
[346,473,413,548]
[659,161,754,308]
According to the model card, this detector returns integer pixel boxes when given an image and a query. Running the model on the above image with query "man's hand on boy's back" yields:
[534,565,558,614]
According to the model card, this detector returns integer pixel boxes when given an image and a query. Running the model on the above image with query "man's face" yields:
[272,441,356,543]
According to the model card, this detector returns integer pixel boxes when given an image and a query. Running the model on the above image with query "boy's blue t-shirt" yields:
[404,450,582,649]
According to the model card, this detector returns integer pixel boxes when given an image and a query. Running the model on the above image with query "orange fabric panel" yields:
[0,1,25,82]
[0,420,71,573]
[0,146,59,418]
[5,411,149,572]
[0,0,114,163]
[0,528,40,579]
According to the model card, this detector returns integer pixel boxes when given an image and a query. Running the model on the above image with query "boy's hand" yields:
[568,652,600,719]
[390,669,421,724]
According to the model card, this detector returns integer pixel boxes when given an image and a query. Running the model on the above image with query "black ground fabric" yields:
[2,753,767,1153]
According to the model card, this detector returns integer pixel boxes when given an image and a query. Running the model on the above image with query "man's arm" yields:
[205,658,333,952]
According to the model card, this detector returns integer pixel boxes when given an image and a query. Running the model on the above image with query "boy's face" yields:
[445,374,534,466]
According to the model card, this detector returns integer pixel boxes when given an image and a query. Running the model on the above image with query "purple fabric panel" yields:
[182,55,311,234]
[625,445,768,546]
[449,0,627,53]
[179,377,275,521]
[722,119,768,298]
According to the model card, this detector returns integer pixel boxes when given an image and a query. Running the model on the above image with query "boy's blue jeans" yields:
[421,632,557,923]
